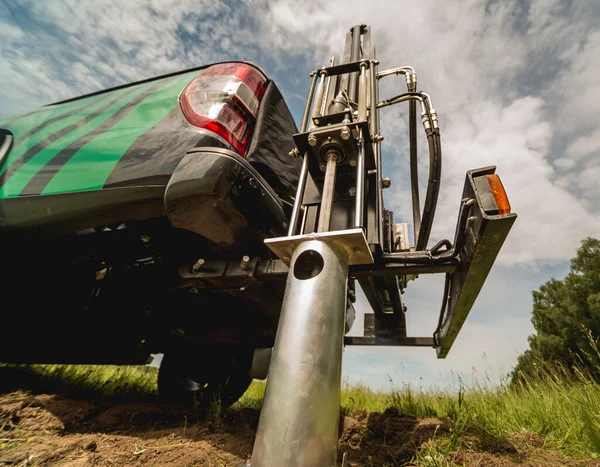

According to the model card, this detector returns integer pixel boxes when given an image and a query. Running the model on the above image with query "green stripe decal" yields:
[0,93,121,177]
[0,84,155,198]
[2,94,107,141]
[41,73,194,195]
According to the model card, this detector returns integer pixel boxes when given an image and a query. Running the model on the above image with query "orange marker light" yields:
[485,174,511,215]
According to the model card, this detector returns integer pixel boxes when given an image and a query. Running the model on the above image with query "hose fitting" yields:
[430,109,439,129]
[421,112,432,131]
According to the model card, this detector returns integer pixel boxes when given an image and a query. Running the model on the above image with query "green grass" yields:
[2,362,600,462]
[0,363,158,400]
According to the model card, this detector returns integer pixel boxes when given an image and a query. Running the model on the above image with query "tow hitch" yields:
[246,24,517,466]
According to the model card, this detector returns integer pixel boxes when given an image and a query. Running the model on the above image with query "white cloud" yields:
[254,0,600,265]
[566,129,600,162]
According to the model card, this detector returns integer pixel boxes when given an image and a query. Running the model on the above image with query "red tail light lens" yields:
[180,63,267,155]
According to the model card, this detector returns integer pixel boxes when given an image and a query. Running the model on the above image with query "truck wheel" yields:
[158,346,252,408]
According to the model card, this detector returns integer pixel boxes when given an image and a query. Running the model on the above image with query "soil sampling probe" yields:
[245,24,517,466]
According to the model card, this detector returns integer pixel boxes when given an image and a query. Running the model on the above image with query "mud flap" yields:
[436,166,517,358]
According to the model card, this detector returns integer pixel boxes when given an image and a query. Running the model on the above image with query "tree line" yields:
[512,238,600,381]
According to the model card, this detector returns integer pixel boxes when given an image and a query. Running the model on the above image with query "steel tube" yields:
[251,240,349,467]
[354,137,365,229]
[288,73,319,236]
[369,61,377,139]
[288,153,309,237]
[348,25,362,102]
[358,64,368,122]
[311,73,327,127]
[300,73,318,132]
[372,61,384,248]
[317,153,338,232]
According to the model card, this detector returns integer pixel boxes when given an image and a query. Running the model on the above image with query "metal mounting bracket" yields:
[265,228,374,266]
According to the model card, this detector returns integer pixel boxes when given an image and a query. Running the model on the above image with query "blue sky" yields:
[1,0,599,390]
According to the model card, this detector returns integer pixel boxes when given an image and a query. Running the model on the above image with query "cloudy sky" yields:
[2,0,599,390]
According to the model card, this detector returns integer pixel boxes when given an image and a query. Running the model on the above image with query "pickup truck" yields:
[0,62,306,407]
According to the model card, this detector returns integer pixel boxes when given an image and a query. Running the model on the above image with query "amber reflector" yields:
[485,174,511,215]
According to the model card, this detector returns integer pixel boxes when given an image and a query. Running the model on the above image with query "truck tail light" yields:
[179,63,267,155]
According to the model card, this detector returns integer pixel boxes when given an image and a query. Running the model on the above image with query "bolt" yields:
[289,148,299,158]
[382,177,391,189]
[308,134,318,147]
[192,258,205,271]
[349,159,357,167]
[320,163,327,171]
[349,187,356,197]
[313,119,320,126]
[140,235,151,243]
[353,247,361,253]
[374,134,384,143]
[340,126,351,140]
[95,268,108,281]
[240,255,251,270]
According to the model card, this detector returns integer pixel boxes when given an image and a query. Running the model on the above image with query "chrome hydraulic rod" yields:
[355,138,365,229]
[370,60,384,247]
[354,63,368,229]
[318,152,339,232]
[288,73,319,236]
[347,25,362,102]
[311,72,327,127]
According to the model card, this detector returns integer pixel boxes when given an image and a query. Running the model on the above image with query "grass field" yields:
[1,362,599,465]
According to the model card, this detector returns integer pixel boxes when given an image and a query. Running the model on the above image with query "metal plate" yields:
[265,228,374,266]
[436,167,517,358]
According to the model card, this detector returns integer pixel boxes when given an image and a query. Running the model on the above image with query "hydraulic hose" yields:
[409,99,421,244]
[416,129,441,250]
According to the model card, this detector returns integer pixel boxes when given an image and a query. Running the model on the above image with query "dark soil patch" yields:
[0,392,597,466]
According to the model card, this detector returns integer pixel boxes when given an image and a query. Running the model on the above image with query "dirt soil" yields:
[0,392,597,466]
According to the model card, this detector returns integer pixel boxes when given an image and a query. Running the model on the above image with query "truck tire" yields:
[158,345,252,408]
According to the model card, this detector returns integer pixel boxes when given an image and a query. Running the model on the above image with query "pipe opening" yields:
[293,250,324,280]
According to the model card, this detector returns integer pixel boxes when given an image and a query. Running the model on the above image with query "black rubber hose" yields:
[383,196,471,265]
[416,131,442,250]
[409,99,421,244]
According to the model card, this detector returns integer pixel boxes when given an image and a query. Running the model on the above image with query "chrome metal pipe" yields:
[288,73,319,237]
[370,60,383,247]
[358,64,368,122]
[354,137,365,228]
[288,154,310,237]
[317,152,339,232]
[251,239,349,467]
[310,73,327,128]
[348,25,362,102]
[377,93,427,114]
[376,65,414,79]
[300,73,319,132]
[369,61,377,138]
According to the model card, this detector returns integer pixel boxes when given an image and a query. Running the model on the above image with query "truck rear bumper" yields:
[164,147,288,253]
